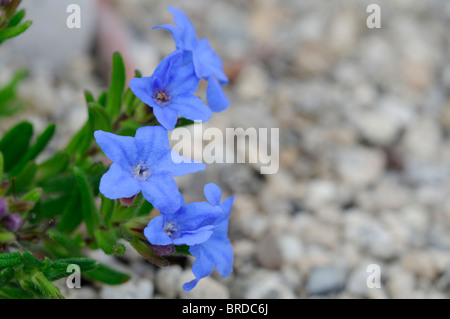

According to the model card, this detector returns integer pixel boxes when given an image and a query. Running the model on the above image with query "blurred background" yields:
[1,0,450,298]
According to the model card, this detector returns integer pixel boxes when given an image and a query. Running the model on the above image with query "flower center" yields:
[163,221,178,238]
[155,90,169,105]
[132,163,150,181]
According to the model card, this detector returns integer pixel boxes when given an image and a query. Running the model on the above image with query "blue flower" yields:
[129,50,212,131]
[144,183,234,291]
[94,126,205,214]
[154,6,230,112]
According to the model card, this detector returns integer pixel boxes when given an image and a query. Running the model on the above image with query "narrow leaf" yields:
[106,52,126,119]
[73,167,100,237]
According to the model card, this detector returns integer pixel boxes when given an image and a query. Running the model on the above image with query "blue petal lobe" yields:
[99,163,141,199]
[206,76,230,112]
[141,173,183,214]
[94,130,138,167]
[153,106,179,131]
[170,95,212,122]
[144,216,173,245]
[153,150,205,177]
[134,126,170,165]
[204,183,222,206]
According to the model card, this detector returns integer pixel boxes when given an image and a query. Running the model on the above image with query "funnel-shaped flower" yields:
[144,183,234,290]
[94,126,205,214]
[130,50,211,131]
[154,6,230,112]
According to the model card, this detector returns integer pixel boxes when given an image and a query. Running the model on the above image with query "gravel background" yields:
[2,0,450,299]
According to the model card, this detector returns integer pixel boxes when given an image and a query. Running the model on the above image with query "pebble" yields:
[1,0,449,300]
[306,265,347,296]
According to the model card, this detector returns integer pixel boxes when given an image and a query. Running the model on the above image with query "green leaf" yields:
[0,252,21,269]
[21,187,42,203]
[106,52,126,119]
[175,118,195,128]
[94,228,119,255]
[29,270,64,299]
[20,251,45,271]
[0,231,15,243]
[84,90,95,104]
[88,102,112,132]
[0,20,32,43]
[73,167,100,237]
[0,121,33,172]
[135,200,154,217]
[14,161,37,193]
[0,268,15,288]
[0,284,34,299]
[174,244,192,256]
[97,91,108,107]
[36,150,69,184]
[44,258,98,281]
[0,69,27,116]
[55,257,98,272]
[57,188,82,233]
[84,263,130,285]
[111,195,147,223]
[7,9,25,28]
[100,195,115,228]
[11,123,56,176]
[46,230,82,257]
[112,244,126,256]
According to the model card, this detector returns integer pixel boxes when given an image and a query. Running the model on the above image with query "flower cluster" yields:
[95,7,233,291]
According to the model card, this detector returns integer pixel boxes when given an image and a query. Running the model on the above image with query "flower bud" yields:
[151,244,175,256]
[3,213,22,232]
[120,194,138,207]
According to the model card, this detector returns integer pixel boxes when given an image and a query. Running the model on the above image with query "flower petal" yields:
[134,126,170,164]
[220,195,235,216]
[152,24,183,48]
[179,202,223,230]
[94,130,138,167]
[99,163,141,199]
[153,105,179,131]
[165,56,200,96]
[167,6,198,49]
[141,172,183,213]
[182,247,215,291]
[204,183,222,206]
[206,76,230,112]
[129,76,159,108]
[193,38,228,83]
[144,216,173,245]
[170,95,212,122]
[153,150,205,177]
[173,225,214,246]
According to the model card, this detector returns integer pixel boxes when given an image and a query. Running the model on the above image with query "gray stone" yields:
[306,266,347,295]
[156,265,183,299]
[100,277,154,299]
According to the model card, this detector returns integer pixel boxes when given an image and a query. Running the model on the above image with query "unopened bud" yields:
[120,194,138,207]
[3,213,22,232]
[151,244,175,256]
